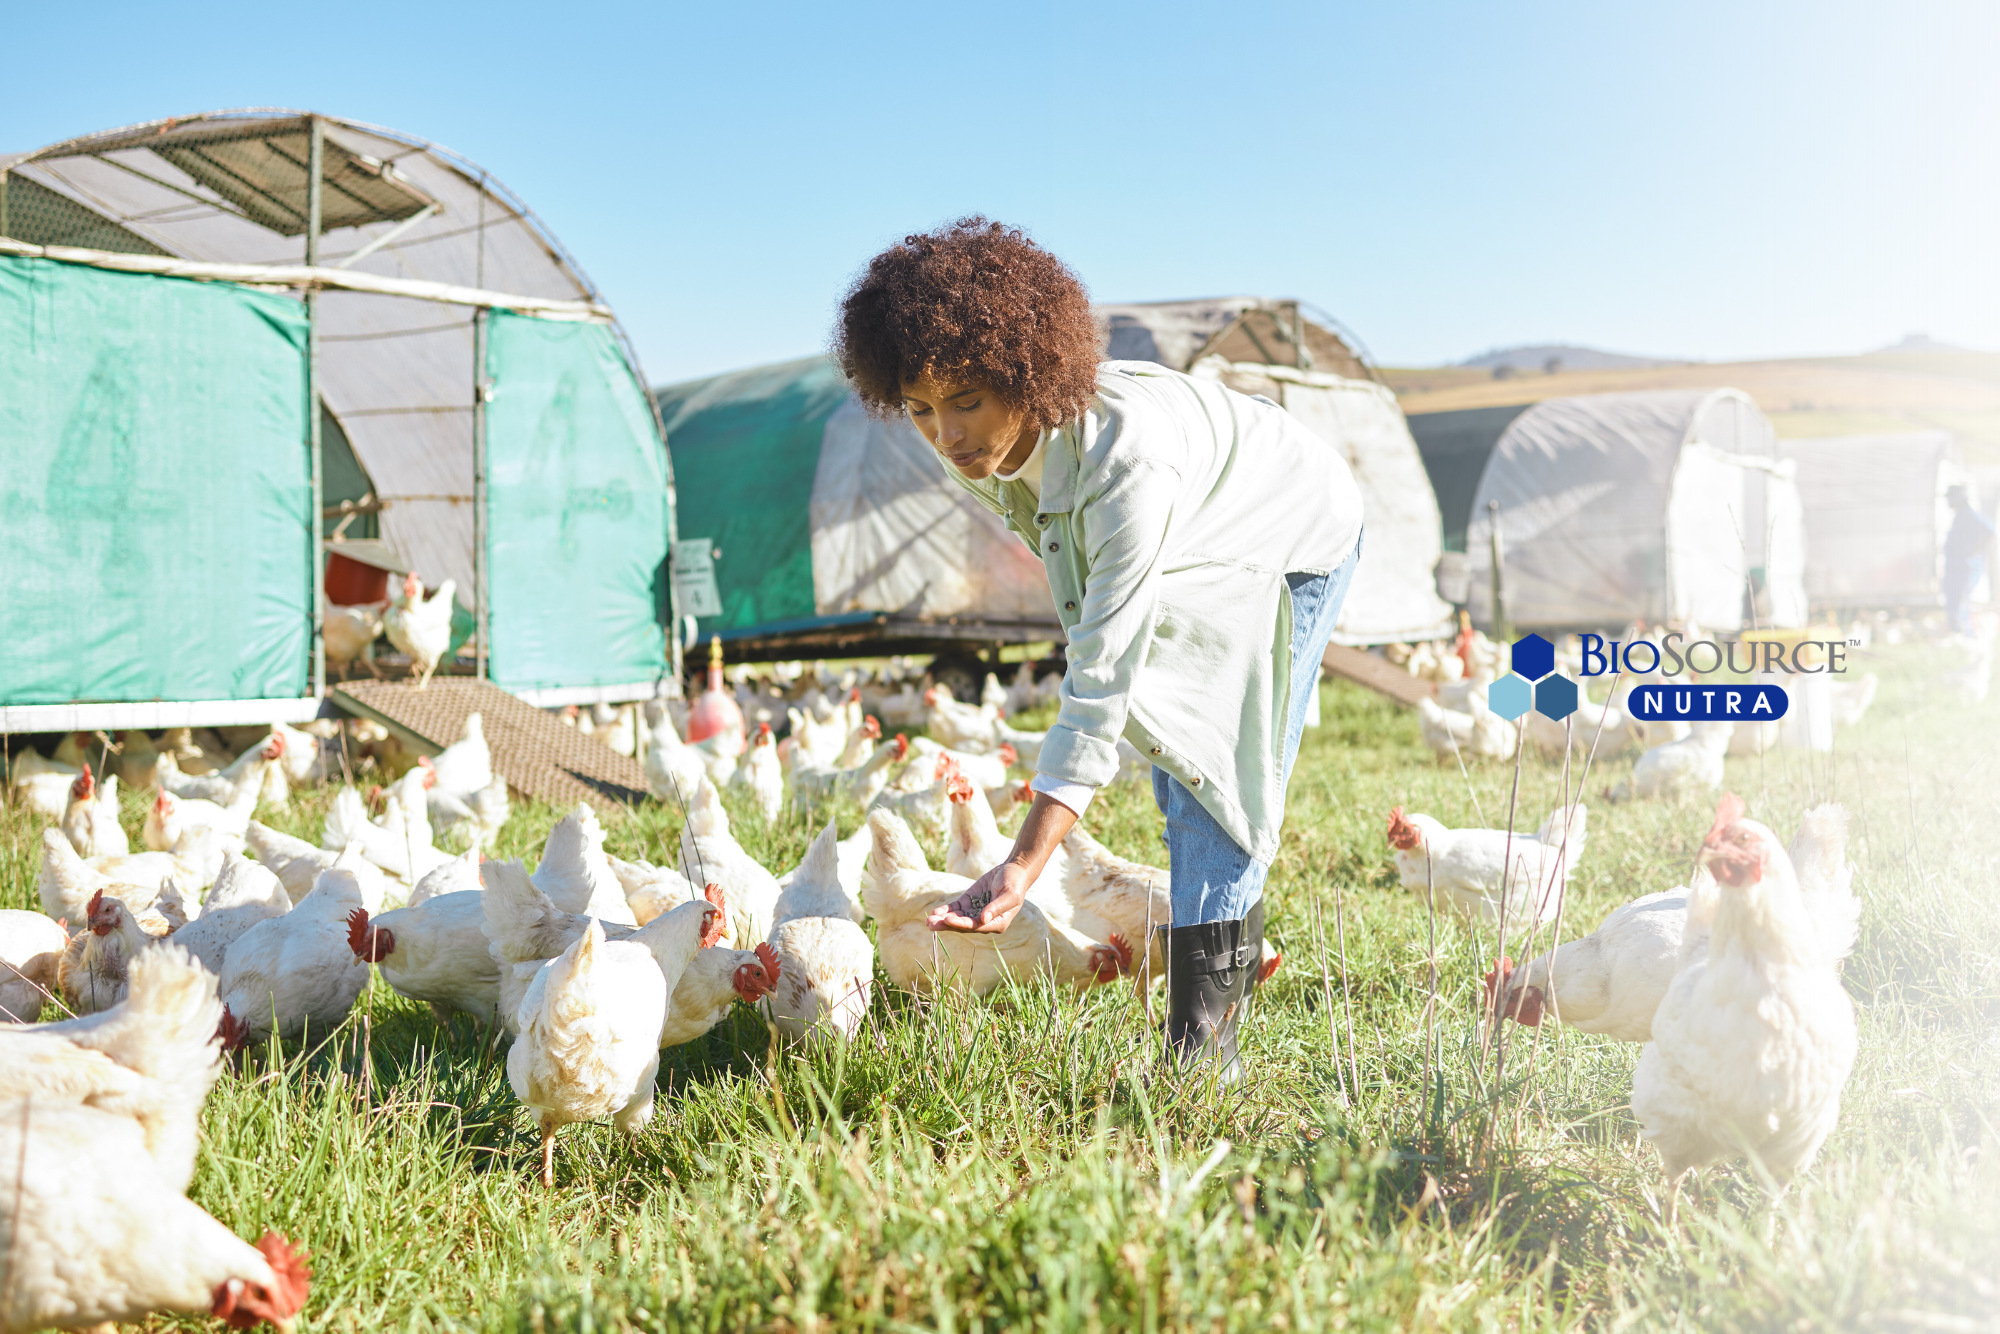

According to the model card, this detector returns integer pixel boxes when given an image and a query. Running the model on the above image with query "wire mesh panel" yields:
[0,257,312,704]
[483,310,670,692]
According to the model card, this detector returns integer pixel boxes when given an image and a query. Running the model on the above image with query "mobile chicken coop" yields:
[1776,431,1967,609]
[1435,390,1809,632]
[658,297,1453,670]
[0,110,675,732]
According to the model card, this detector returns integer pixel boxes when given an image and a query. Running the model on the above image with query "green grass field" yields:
[5,642,1996,1331]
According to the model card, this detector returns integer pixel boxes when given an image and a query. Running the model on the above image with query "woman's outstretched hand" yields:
[926,791,1080,936]
[926,860,1033,934]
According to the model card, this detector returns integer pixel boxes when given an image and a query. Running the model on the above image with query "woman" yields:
[835,219,1363,1079]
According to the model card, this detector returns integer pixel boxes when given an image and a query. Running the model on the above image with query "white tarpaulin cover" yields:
[810,396,1053,619]
[1777,432,1964,607]
[1196,359,1454,644]
[1464,389,1808,631]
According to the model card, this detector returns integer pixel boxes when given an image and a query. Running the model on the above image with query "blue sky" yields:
[5,0,1994,382]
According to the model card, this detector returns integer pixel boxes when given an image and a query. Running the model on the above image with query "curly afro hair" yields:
[834,217,1100,431]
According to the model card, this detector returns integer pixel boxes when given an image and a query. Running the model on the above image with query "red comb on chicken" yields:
[1087,932,1134,983]
[211,1230,312,1331]
[864,716,881,739]
[153,789,175,815]
[86,889,115,936]
[699,883,727,948]
[998,743,1018,767]
[733,941,782,1002]
[1386,806,1424,851]
[261,734,286,761]
[892,734,909,759]
[71,769,95,800]
[215,1006,249,1053]
[1699,792,1769,888]
[922,687,939,706]
[1257,949,1283,985]
[1484,955,1541,1023]
[933,753,958,781]
[946,774,977,804]
[346,908,394,963]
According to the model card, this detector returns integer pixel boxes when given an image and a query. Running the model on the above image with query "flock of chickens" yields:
[0,625,1885,1330]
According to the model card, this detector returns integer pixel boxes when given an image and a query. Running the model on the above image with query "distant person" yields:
[834,218,1364,1081]
[1942,484,1994,636]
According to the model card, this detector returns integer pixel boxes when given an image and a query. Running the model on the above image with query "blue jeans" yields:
[1152,536,1359,925]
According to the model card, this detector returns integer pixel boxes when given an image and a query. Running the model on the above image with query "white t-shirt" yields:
[994,434,1046,499]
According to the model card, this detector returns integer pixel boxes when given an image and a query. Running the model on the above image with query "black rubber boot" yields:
[1244,898,1269,991]
[1158,917,1255,1083]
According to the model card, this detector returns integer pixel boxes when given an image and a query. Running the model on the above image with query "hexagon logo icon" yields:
[1534,673,1578,721]
[1487,673,1533,721]
[1511,633,1555,682]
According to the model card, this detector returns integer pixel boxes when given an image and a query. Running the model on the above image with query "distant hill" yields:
[1459,344,1684,375]
[1875,333,1980,355]
[1381,349,2000,463]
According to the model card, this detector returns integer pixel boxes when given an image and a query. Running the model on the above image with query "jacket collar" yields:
[1036,422,1080,517]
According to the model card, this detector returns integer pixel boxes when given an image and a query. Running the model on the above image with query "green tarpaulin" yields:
[0,257,311,705]
[484,310,671,691]
[654,356,851,635]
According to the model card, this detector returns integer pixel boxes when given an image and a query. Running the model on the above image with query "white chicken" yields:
[533,803,636,924]
[506,918,668,1187]
[1416,693,1516,761]
[923,686,1002,753]
[422,712,510,847]
[408,845,483,907]
[9,747,81,819]
[908,737,1017,792]
[863,810,1113,996]
[938,778,1148,987]
[644,713,709,808]
[761,820,876,1041]
[60,768,129,858]
[156,735,278,809]
[994,718,1048,770]
[169,854,292,978]
[481,860,761,1047]
[245,818,390,910]
[789,735,908,810]
[869,751,959,842]
[729,721,784,822]
[325,599,387,677]
[1630,798,1859,1208]
[0,943,224,1191]
[1494,799,1858,1042]
[678,779,781,949]
[1607,722,1733,802]
[348,890,501,1025]
[36,828,197,930]
[57,889,171,1016]
[1385,803,1589,930]
[321,771,451,887]
[144,784,256,855]
[216,858,372,1047]
[385,571,457,688]
[0,1100,312,1334]
[606,854,696,925]
[1,908,67,1022]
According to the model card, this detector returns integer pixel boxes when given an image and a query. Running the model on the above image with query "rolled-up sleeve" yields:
[1037,458,1179,788]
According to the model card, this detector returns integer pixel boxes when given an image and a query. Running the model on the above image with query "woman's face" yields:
[902,370,1040,480]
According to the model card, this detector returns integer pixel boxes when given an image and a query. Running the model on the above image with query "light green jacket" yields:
[948,362,1363,860]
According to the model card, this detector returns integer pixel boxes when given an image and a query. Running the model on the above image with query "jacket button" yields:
[1192,775,1203,786]
[1036,514,1047,525]
[1150,746,1161,755]
[1047,541,1059,552]
[1065,601,1076,611]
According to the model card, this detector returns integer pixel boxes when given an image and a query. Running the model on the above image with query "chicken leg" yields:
[540,1123,556,1188]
